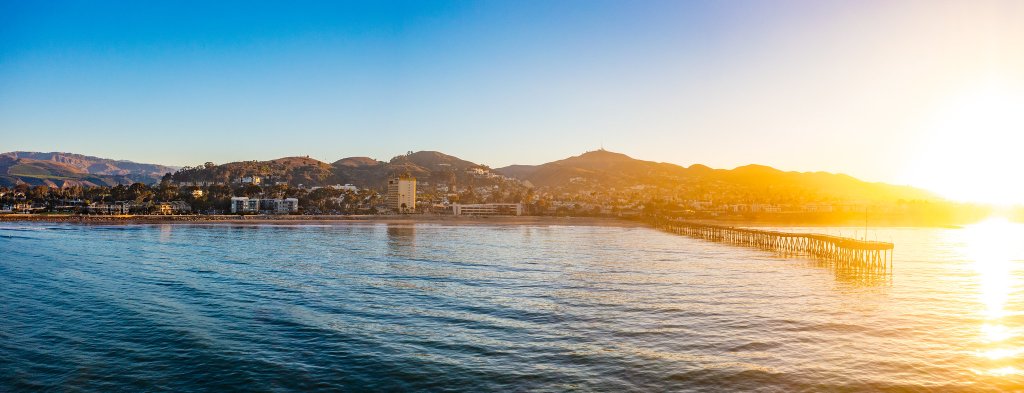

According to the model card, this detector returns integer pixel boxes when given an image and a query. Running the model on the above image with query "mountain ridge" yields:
[168,150,497,189]
[3,149,939,203]
[494,149,936,202]
[0,151,178,188]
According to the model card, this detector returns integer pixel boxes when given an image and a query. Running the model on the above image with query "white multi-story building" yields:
[231,197,299,214]
[387,176,416,213]
[452,203,523,216]
[268,198,299,214]
[231,197,260,213]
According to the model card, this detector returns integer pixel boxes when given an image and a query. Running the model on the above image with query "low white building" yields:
[689,200,713,211]
[332,184,359,191]
[802,203,834,213]
[87,201,131,215]
[235,176,262,185]
[269,198,299,214]
[231,197,298,214]
[465,168,488,176]
[452,203,523,216]
[176,180,221,187]
[751,203,783,213]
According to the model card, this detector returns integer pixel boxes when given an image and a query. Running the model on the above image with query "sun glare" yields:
[902,83,1024,205]
[963,218,1023,376]
[964,218,1018,318]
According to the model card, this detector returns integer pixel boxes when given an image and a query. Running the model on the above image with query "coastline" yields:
[0,214,645,227]
[0,214,981,228]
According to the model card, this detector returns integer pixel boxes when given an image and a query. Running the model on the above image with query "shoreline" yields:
[0,214,646,227]
[0,214,981,228]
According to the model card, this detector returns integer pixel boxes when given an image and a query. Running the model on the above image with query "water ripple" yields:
[1,222,1022,391]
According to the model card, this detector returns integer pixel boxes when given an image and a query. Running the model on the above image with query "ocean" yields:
[1,220,1022,391]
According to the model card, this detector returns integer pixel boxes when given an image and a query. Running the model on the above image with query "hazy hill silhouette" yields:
[0,151,177,188]
[496,150,936,202]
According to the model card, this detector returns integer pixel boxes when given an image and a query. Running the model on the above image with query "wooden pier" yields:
[650,218,893,270]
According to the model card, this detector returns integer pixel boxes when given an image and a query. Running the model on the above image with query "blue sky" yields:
[2,1,1023,200]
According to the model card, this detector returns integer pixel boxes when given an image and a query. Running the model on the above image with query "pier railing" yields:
[649,218,893,270]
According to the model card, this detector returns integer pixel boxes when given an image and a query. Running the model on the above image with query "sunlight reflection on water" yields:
[963,218,1023,378]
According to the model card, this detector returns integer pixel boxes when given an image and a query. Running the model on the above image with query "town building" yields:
[156,202,173,215]
[750,203,783,213]
[231,197,299,214]
[332,184,359,191]
[231,197,259,213]
[176,181,222,187]
[387,175,416,213]
[465,167,488,176]
[452,203,523,216]
[86,201,131,215]
[802,203,834,213]
[155,201,192,215]
[234,176,262,185]
[263,198,298,214]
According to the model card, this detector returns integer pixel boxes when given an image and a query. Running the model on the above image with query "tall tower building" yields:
[387,175,416,213]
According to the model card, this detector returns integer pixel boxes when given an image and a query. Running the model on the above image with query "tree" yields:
[127,183,154,203]
[30,185,50,201]
[157,184,178,202]
[267,184,289,199]
[238,184,263,197]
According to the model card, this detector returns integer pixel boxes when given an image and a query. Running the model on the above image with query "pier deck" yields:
[651,218,893,270]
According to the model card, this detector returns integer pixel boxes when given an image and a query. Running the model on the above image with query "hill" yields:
[327,151,487,187]
[496,149,689,189]
[496,149,936,203]
[0,151,178,188]
[171,151,501,189]
[3,149,940,204]
[170,156,339,186]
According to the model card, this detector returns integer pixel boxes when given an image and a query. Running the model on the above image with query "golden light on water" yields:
[963,218,1022,377]
[979,348,1022,361]
[965,218,1017,319]
[986,366,1021,378]
[980,323,1012,343]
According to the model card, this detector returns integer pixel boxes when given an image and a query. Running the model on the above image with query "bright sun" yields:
[902,82,1024,205]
